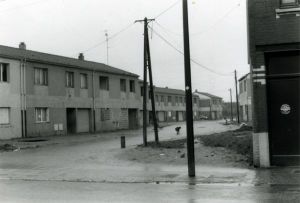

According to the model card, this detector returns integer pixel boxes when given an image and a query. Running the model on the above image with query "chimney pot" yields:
[19,42,26,50]
[78,53,84,60]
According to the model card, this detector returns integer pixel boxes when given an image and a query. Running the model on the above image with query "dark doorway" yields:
[266,50,300,166]
[128,109,138,129]
[66,108,76,134]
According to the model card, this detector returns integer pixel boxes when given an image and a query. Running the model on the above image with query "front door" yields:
[266,50,300,166]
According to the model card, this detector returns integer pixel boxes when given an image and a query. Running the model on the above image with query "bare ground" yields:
[117,129,253,168]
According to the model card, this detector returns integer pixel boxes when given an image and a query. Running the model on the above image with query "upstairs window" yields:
[99,76,109,90]
[193,98,197,104]
[34,68,48,86]
[0,63,8,82]
[66,71,74,88]
[280,0,299,8]
[175,96,178,103]
[160,96,164,102]
[120,79,126,92]
[80,73,88,89]
[129,80,135,92]
[168,96,172,103]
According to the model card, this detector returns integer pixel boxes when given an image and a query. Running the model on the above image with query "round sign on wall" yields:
[280,104,291,115]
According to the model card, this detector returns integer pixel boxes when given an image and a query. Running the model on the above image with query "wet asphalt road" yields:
[1,180,300,203]
[0,121,299,202]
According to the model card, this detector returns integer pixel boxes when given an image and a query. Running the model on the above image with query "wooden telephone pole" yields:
[234,70,240,124]
[135,17,159,145]
[182,0,195,177]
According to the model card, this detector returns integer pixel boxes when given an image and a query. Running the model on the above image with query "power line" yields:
[154,1,241,37]
[80,23,135,54]
[190,1,241,36]
[78,0,181,55]
[154,0,181,19]
[155,21,182,37]
[149,26,233,77]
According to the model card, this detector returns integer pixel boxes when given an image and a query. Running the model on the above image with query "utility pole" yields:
[234,70,240,124]
[135,17,158,146]
[229,88,233,122]
[105,31,109,65]
[145,21,159,144]
[182,0,195,177]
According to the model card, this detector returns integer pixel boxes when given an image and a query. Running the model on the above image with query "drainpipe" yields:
[92,70,96,132]
[23,57,27,137]
[20,58,24,138]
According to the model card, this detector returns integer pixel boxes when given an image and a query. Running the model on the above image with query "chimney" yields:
[19,42,26,50]
[78,53,84,60]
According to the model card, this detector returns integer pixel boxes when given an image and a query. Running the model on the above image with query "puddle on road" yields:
[19,139,48,143]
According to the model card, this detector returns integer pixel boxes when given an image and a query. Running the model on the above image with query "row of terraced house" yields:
[0,43,223,139]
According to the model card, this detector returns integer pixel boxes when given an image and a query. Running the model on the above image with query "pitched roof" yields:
[195,91,222,99]
[238,73,250,82]
[154,87,185,95]
[0,44,138,77]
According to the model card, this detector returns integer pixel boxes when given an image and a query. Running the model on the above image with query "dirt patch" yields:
[117,130,252,168]
[0,144,18,152]
[199,130,253,165]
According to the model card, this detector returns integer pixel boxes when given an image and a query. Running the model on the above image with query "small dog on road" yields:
[175,126,181,135]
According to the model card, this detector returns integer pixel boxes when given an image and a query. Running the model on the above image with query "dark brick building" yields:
[248,0,300,167]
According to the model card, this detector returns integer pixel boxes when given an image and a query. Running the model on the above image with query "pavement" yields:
[0,120,299,202]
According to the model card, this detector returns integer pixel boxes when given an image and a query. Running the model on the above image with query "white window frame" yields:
[66,71,74,88]
[280,0,299,8]
[0,107,10,125]
[120,79,126,92]
[35,108,49,123]
[34,68,48,86]
[99,76,109,90]
[80,73,88,89]
[129,80,135,93]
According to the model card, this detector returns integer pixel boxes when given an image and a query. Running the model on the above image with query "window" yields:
[179,97,183,104]
[120,79,126,92]
[239,82,243,93]
[80,73,88,89]
[168,96,172,103]
[175,96,178,103]
[280,0,299,7]
[194,98,197,104]
[244,80,247,92]
[35,108,49,123]
[34,68,48,85]
[160,96,164,102]
[0,63,8,82]
[129,80,135,92]
[101,108,111,121]
[0,108,10,124]
[140,87,144,96]
[99,76,109,90]
[155,95,159,102]
[66,71,74,88]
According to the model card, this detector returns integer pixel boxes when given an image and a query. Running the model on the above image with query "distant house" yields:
[194,91,223,120]
[238,73,252,123]
[0,43,141,139]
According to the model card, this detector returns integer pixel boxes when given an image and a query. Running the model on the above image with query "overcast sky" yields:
[0,0,249,101]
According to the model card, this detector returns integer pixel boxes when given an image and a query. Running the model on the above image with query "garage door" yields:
[178,112,183,121]
[77,109,90,133]
[158,112,165,122]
